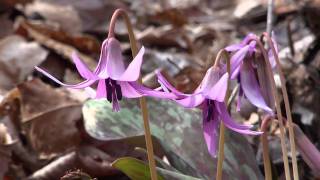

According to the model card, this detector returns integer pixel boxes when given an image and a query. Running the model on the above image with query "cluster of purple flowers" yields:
[36,33,278,157]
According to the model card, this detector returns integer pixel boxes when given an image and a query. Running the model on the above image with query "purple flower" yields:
[156,67,262,157]
[224,34,274,113]
[36,37,174,111]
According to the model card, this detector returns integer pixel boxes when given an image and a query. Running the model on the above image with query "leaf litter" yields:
[0,0,319,179]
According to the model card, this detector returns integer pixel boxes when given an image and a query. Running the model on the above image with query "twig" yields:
[286,17,295,56]
[2,116,44,171]
[108,9,158,180]
[266,0,274,36]
[27,152,77,180]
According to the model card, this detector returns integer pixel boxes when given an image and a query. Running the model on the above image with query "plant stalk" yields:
[261,115,273,180]
[253,37,291,180]
[108,9,158,180]
[263,33,299,180]
[213,50,230,180]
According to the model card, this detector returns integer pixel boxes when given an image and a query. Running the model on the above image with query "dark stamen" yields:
[207,107,213,122]
[206,100,213,122]
[105,79,113,103]
[110,79,116,85]
[115,84,122,100]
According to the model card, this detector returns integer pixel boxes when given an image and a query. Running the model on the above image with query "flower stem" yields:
[261,115,273,180]
[253,37,291,180]
[263,33,299,180]
[213,50,230,180]
[108,9,158,180]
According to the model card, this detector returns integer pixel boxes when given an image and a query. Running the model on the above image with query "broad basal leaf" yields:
[83,98,263,179]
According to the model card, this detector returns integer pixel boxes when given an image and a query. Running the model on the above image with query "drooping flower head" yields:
[223,33,278,113]
[156,67,262,157]
[36,37,174,111]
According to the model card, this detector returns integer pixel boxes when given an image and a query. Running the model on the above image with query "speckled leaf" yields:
[112,157,201,180]
[82,98,263,179]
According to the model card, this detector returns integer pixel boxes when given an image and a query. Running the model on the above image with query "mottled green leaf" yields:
[83,98,263,179]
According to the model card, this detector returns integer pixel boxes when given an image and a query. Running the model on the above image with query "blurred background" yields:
[0,0,319,179]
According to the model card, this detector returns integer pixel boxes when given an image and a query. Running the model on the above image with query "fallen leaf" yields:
[0,123,14,179]
[16,18,97,70]
[24,1,83,33]
[16,19,100,54]
[44,0,128,33]
[17,79,82,154]
[149,8,188,27]
[137,25,192,51]
[0,14,13,39]
[0,35,48,91]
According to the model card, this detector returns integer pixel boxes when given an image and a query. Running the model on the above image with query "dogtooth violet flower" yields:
[155,67,262,157]
[35,37,175,112]
[223,33,278,113]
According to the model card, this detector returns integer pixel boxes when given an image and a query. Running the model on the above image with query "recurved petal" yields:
[240,59,273,113]
[35,66,96,89]
[84,87,96,98]
[175,93,205,108]
[214,101,254,130]
[129,81,177,99]
[225,44,243,52]
[96,39,110,78]
[118,46,145,82]
[156,69,187,97]
[216,102,262,135]
[197,67,220,93]
[230,65,240,79]
[105,38,126,80]
[203,111,220,158]
[71,52,95,79]
[224,33,256,52]
[119,82,142,98]
[229,45,250,77]
[96,80,107,99]
[204,72,229,102]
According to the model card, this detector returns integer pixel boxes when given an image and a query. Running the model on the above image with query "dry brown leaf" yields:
[149,8,188,27]
[45,0,127,33]
[0,35,48,91]
[0,14,13,39]
[0,123,14,179]
[137,25,192,51]
[24,1,82,33]
[16,18,97,70]
[0,0,31,12]
[16,19,100,54]
[17,79,82,154]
